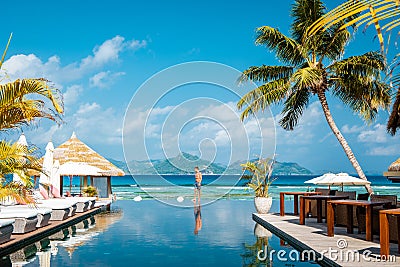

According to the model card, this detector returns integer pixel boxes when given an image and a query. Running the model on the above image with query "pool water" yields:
[2,200,315,266]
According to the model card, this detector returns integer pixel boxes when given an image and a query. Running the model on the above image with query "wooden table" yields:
[279,191,321,216]
[299,195,349,225]
[327,200,392,241]
[379,208,400,257]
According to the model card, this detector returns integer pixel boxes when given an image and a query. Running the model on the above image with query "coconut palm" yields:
[237,0,391,194]
[304,0,400,135]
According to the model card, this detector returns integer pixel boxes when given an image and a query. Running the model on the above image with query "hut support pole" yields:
[83,176,88,188]
[60,176,63,196]
[107,176,112,198]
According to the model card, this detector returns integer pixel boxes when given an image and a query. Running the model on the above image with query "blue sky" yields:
[1,0,399,174]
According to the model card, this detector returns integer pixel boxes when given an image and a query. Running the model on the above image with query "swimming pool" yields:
[2,200,315,266]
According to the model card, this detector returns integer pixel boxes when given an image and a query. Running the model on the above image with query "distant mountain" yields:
[108,153,313,175]
[226,159,313,175]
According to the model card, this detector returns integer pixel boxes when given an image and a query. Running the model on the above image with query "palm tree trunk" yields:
[316,91,373,195]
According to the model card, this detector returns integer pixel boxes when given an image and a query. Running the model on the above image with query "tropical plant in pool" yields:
[241,157,275,213]
[83,186,98,197]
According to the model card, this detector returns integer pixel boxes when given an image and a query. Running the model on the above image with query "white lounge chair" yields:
[0,211,38,234]
[0,219,14,244]
[3,206,52,228]
[35,202,71,221]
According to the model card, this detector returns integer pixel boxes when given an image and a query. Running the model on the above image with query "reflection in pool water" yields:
[2,200,315,266]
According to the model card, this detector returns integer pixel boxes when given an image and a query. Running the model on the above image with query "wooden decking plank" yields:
[254,213,400,266]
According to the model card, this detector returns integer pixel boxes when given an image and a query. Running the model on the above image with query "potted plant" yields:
[241,157,275,214]
[82,186,98,197]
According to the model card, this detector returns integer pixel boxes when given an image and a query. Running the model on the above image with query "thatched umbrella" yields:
[384,157,400,183]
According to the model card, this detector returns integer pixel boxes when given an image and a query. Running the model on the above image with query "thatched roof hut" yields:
[383,157,400,183]
[53,132,124,176]
[33,132,124,198]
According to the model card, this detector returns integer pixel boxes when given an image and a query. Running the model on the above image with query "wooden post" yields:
[293,195,299,215]
[317,199,322,223]
[280,192,285,216]
[380,211,390,257]
[346,205,353,234]
[299,196,305,225]
[365,205,372,241]
[69,175,73,193]
[60,175,63,196]
[83,176,88,188]
[107,176,112,198]
[327,202,334,237]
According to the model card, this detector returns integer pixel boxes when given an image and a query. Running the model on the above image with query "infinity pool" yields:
[2,200,315,266]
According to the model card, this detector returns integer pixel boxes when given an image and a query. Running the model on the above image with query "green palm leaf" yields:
[255,26,305,66]
[238,65,294,83]
[0,79,63,130]
[238,78,290,121]
[279,88,311,130]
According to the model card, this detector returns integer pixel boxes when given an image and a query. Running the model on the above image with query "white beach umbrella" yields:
[39,141,54,185]
[50,160,61,197]
[12,134,28,184]
[314,172,371,190]
[304,173,336,184]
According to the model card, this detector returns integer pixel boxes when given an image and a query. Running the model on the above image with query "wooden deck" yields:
[253,212,400,267]
[0,207,103,257]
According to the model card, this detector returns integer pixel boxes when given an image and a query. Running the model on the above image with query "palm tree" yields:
[304,0,400,135]
[0,34,64,203]
[237,0,391,194]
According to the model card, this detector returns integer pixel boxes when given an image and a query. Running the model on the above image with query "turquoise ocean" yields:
[64,174,400,201]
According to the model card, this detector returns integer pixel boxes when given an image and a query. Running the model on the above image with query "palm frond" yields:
[255,26,305,66]
[238,78,290,121]
[0,78,63,130]
[331,75,391,122]
[279,88,311,130]
[238,65,294,83]
[0,141,41,187]
[291,0,326,42]
[329,51,386,77]
[290,67,324,90]
[0,182,35,204]
[306,0,400,53]
[0,33,12,70]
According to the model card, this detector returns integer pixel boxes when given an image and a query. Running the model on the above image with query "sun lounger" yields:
[67,197,96,210]
[3,206,52,228]
[0,219,14,244]
[0,211,38,234]
[35,202,71,221]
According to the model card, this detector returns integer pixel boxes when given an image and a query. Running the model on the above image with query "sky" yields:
[1,0,399,174]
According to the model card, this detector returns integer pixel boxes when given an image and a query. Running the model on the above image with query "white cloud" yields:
[89,71,125,88]
[63,84,83,106]
[80,36,145,69]
[1,35,146,84]
[123,100,276,163]
[367,146,398,156]
[342,124,364,134]
[275,101,325,145]
[357,124,388,143]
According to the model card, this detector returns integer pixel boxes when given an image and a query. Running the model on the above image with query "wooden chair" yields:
[356,193,369,234]
[334,191,356,226]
